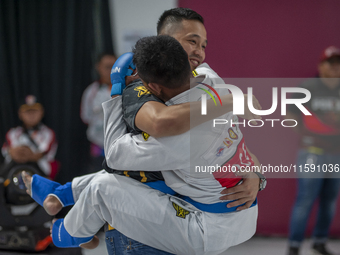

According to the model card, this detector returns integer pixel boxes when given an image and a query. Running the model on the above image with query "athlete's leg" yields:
[22,171,66,215]
[23,170,173,254]
[22,170,107,215]
[71,170,108,201]
[62,172,205,255]
[60,172,256,255]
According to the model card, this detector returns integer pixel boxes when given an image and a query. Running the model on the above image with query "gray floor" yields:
[83,235,340,255]
[1,236,339,254]
[224,236,340,255]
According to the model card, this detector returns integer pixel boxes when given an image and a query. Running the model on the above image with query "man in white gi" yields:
[56,7,262,211]
[23,8,265,254]
[49,35,263,255]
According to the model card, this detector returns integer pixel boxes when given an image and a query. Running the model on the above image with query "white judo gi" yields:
[66,63,258,255]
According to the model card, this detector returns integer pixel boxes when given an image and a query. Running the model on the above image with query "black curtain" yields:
[0,0,114,183]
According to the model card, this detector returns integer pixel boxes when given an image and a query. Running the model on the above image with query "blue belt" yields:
[144,180,257,213]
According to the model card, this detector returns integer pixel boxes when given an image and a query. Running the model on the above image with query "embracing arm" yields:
[135,101,191,137]
[104,97,189,171]
[135,94,261,137]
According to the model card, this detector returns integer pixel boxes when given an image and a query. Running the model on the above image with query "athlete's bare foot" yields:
[22,171,33,196]
[43,195,63,216]
[49,219,99,250]
[21,171,63,216]
[79,235,99,249]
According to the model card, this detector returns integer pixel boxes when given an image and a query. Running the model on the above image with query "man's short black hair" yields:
[157,8,204,35]
[133,35,191,89]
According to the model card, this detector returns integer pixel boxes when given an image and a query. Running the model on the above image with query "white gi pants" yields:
[65,171,257,255]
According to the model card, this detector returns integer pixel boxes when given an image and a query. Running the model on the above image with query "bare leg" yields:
[22,171,63,216]
[80,236,100,249]
[43,196,63,216]
[22,171,33,196]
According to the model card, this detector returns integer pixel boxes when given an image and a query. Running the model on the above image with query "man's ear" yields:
[144,82,162,96]
[147,83,162,94]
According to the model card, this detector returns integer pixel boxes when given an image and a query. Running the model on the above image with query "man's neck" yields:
[161,83,190,102]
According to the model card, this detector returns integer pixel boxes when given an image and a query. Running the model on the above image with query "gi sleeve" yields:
[103,97,189,171]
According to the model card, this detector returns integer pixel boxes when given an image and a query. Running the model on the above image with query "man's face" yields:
[168,20,207,71]
[97,55,117,85]
[319,56,340,79]
[19,109,44,128]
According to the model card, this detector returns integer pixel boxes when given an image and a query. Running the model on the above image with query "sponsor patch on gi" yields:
[172,202,190,219]
[223,137,233,148]
[216,146,225,157]
[142,132,150,141]
[228,128,238,140]
[134,86,151,97]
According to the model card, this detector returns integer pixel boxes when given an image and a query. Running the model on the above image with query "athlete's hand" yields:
[237,95,262,125]
[219,172,260,211]
[110,52,136,96]
[125,69,139,87]
[111,70,139,99]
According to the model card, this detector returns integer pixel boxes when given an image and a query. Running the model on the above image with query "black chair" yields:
[0,162,52,251]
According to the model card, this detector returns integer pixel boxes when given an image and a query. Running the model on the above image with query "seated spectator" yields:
[1,95,58,179]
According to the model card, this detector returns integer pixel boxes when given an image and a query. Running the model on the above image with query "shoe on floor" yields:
[311,243,334,255]
[287,246,299,255]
